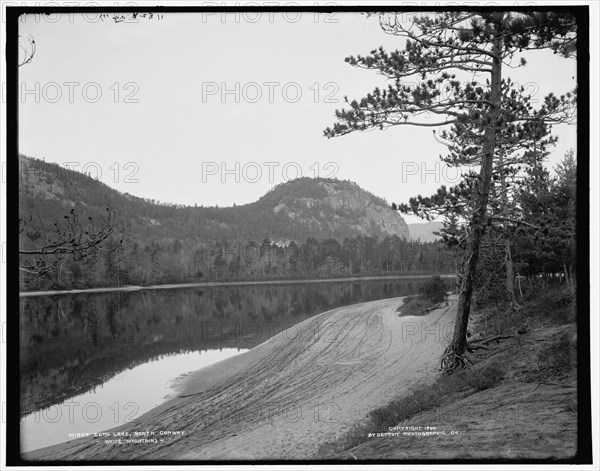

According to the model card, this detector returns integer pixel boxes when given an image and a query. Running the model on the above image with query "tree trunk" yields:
[563,262,570,287]
[442,28,503,374]
[505,241,522,310]
[563,262,576,294]
[498,146,522,311]
[454,254,462,294]
[116,247,120,287]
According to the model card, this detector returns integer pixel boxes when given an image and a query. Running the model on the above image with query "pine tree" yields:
[325,11,577,373]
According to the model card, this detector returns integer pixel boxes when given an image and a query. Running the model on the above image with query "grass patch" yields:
[525,287,576,326]
[470,284,575,338]
[537,332,576,375]
[369,361,505,427]
[520,330,577,383]
[317,361,506,457]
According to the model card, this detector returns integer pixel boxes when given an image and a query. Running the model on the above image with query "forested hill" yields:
[19,155,408,244]
[20,155,443,291]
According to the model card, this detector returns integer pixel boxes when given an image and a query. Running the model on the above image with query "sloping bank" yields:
[24,296,457,461]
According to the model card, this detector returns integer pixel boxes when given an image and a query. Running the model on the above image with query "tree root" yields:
[466,343,489,352]
[440,345,472,375]
[471,334,515,346]
[442,338,497,374]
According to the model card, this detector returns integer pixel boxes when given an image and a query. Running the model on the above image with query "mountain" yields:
[18,155,457,291]
[408,222,444,242]
[254,178,409,241]
[19,155,409,244]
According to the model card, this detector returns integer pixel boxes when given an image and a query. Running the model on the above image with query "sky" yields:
[17,11,578,224]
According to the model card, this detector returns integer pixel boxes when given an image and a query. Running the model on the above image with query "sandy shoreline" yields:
[24,296,456,461]
[20,274,456,297]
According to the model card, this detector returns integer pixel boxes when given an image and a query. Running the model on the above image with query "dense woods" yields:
[20,234,454,291]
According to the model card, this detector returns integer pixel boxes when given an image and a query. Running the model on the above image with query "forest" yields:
[323,11,579,372]
[19,231,455,291]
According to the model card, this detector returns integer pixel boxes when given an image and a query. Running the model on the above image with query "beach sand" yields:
[24,295,456,461]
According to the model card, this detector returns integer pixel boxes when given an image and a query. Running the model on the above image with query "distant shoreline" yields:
[20,274,456,297]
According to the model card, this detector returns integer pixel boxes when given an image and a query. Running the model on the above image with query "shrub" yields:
[418,275,449,304]
[397,277,450,317]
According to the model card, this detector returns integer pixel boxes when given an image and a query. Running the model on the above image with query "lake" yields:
[19,277,454,452]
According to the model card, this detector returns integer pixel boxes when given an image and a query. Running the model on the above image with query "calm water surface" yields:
[20,277,453,452]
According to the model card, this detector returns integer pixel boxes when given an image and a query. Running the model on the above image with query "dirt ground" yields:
[24,296,457,461]
[336,324,578,460]
[338,379,577,460]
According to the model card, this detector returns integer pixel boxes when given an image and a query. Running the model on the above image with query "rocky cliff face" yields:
[264,179,409,241]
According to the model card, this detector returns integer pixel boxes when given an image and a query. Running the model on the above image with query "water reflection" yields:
[20,279,440,416]
[21,348,244,452]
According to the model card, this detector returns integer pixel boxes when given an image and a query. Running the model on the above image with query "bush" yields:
[418,275,449,304]
[396,295,432,317]
[397,277,450,317]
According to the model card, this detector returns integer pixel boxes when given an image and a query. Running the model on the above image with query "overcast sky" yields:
[18,11,577,224]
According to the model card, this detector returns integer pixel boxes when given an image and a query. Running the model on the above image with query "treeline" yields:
[467,151,577,306]
[20,235,455,291]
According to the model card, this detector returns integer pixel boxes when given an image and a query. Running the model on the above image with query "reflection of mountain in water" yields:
[20,278,434,413]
